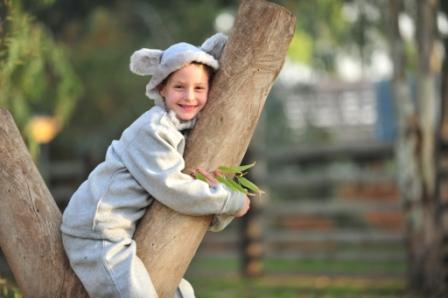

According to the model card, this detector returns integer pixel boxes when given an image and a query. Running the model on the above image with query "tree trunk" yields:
[387,0,425,290]
[439,0,448,291]
[389,0,446,295]
[415,0,445,294]
[0,109,88,297]
[134,0,295,297]
[0,0,295,297]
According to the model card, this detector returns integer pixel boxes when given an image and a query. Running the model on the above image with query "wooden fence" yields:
[190,140,406,279]
[0,138,406,281]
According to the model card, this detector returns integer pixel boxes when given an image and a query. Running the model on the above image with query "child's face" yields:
[159,63,210,121]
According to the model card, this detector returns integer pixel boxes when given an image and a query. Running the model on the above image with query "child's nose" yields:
[185,88,195,101]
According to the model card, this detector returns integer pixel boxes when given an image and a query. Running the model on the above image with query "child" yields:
[61,33,250,298]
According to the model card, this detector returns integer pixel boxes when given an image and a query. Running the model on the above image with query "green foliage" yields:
[50,5,154,158]
[0,0,81,158]
[42,0,241,159]
[287,31,313,64]
[0,277,21,298]
[194,163,263,197]
[276,0,388,73]
[218,162,257,174]
[0,0,393,159]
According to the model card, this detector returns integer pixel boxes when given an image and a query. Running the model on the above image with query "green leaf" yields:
[218,165,242,174]
[216,175,235,190]
[228,178,248,194]
[237,176,260,193]
[194,172,207,183]
[216,176,247,194]
[218,162,256,174]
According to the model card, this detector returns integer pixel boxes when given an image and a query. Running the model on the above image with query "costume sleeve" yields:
[208,214,235,232]
[118,122,244,216]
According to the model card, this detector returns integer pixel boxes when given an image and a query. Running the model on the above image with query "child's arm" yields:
[194,167,250,231]
[117,122,244,217]
[209,197,250,231]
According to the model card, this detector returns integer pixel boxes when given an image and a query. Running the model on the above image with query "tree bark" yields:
[415,0,446,294]
[0,109,88,297]
[439,2,448,292]
[387,0,425,291]
[134,0,295,297]
[389,0,446,295]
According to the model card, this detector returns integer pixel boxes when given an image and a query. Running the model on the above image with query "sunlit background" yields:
[2,0,448,297]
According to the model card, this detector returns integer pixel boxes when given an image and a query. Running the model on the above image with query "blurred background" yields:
[2,0,448,297]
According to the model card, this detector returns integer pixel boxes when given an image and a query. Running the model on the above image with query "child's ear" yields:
[130,48,163,76]
[201,33,228,60]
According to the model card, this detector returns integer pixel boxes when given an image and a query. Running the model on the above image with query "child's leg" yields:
[62,234,158,298]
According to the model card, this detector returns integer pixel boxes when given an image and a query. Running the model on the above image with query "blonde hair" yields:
[158,62,215,90]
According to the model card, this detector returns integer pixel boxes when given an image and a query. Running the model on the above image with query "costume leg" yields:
[62,234,158,298]
[62,234,122,297]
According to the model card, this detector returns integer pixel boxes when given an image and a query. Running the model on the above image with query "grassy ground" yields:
[0,255,413,298]
[0,274,415,298]
[188,275,408,298]
[185,255,412,298]
[188,256,406,275]
[0,274,413,298]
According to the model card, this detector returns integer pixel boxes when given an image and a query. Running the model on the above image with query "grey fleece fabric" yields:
[61,105,244,242]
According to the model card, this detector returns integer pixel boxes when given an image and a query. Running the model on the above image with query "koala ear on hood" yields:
[200,32,228,60]
[129,48,163,76]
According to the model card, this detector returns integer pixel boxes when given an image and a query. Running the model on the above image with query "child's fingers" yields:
[197,167,217,184]
[196,167,218,186]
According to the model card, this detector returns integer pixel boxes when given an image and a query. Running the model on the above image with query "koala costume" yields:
[61,33,245,298]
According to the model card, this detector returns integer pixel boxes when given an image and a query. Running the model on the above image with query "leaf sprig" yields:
[194,162,264,197]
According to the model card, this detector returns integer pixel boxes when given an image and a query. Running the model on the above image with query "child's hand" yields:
[193,167,251,217]
[235,195,250,218]
[195,167,218,187]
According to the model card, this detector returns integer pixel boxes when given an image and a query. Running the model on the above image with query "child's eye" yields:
[174,85,184,89]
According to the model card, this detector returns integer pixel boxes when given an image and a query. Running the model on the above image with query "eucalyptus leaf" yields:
[216,176,247,194]
[216,175,236,191]
[194,172,207,183]
[218,165,243,174]
[236,162,256,172]
[228,179,247,194]
[218,162,256,174]
[226,177,248,194]
[237,176,260,193]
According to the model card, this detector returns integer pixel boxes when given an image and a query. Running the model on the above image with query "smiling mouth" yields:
[179,104,198,110]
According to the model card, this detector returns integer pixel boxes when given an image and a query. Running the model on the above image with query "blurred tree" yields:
[8,0,394,160]
[388,0,448,295]
[276,0,388,74]
[0,0,82,159]
[28,0,241,159]
[3,0,397,159]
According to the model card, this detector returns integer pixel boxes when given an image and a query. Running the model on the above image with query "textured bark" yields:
[439,0,448,292]
[134,0,295,297]
[388,1,424,288]
[0,109,88,298]
[389,0,446,295]
[415,0,446,295]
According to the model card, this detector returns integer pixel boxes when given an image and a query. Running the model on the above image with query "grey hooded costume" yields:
[61,33,242,298]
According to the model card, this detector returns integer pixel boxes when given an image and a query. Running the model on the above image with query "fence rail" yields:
[45,141,406,279]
